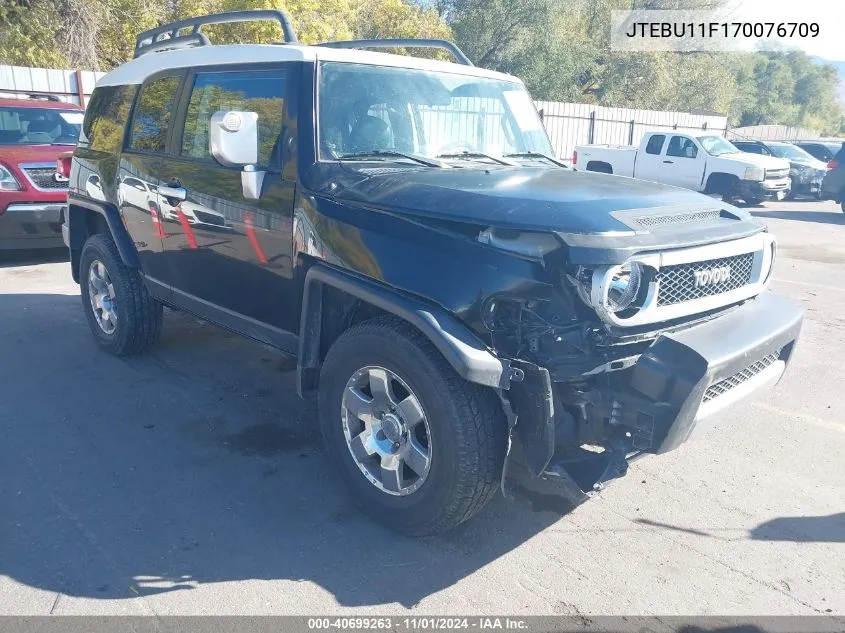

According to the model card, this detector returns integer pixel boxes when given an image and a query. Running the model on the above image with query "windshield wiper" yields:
[503,151,567,167]
[336,150,444,168]
[436,151,517,166]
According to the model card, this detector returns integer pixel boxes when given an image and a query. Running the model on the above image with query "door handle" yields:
[662,160,674,164]
[159,185,187,201]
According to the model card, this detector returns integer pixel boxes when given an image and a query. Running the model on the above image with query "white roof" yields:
[96,43,522,88]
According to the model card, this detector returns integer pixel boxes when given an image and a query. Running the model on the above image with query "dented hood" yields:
[327,166,764,264]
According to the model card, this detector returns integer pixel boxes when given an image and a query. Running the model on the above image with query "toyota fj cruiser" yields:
[64,10,803,535]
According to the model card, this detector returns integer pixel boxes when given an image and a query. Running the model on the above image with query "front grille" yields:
[656,252,755,306]
[637,209,720,228]
[702,351,781,402]
[22,167,68,190]
[194,210,225,226]
[765,167,789,180]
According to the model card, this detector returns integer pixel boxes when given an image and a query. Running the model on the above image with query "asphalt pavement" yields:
[0,199,843,616]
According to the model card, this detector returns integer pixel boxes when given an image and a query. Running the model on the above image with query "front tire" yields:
[79,233,162,356]
[318,316,506,535]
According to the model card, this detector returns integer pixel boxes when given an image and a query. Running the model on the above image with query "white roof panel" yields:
[96,44,522,88]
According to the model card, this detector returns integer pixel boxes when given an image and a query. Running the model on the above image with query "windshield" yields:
[768,143,817,162]
[699,136,739,156]
[0,106,82,145]
[318,62,553,164]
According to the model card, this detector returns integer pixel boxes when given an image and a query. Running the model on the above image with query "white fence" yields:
[0,62,731,159]
[537,101,728,162]
[0,64,104,106]
[727,125,820,142]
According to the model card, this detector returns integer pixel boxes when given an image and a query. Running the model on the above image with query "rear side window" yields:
[82,85,137,153]
[129,75,181,153]
[666,136,698,159]
[645,135,665,155]
[181,70,286,168]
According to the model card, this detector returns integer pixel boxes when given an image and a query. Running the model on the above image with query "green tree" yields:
[0,0,68,67]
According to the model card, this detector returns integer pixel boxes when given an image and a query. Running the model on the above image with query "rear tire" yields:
[318,316,506,535]
[79,233,163,356]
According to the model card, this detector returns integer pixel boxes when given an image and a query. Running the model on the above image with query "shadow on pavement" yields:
[633,518,712,538]
[0,247,68,269]
[751,209,845,225]
[0,292,561,608]
[750,513,845,543]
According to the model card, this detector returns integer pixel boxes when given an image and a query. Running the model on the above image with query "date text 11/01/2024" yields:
[307,618,528,630]
[624,21,819,38]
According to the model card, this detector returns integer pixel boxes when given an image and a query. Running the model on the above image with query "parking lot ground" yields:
[1,199,844,616]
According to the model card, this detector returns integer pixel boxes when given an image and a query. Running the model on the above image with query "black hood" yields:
[315,165,764,264]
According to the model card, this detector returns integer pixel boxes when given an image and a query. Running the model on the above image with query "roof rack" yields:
[316,39,473,66]
[26,93,63,102]
[134,9,297,58]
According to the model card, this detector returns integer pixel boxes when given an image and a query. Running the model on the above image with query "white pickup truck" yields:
[573,131,791,205]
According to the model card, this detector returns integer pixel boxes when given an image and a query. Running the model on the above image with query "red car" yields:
[0,96,83,250]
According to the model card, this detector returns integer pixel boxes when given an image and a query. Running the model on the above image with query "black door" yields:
[155,66,298,351]
[118,73,183,285]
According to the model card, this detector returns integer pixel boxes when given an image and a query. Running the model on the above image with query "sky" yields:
[725,0,845,61]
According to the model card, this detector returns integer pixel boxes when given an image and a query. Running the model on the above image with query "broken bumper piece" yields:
[504,291,804,512]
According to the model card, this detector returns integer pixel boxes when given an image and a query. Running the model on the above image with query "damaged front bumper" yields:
[502,291,803,511]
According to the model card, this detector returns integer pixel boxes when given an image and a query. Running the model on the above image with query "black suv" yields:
[820,143,845,212]
[795,140,843,164]
[64,11,803,535]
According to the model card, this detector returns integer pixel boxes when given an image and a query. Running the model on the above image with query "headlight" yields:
[606,262,643,312]
[0,164,21,191]
[744,166,764,181]
[573,261,649,319]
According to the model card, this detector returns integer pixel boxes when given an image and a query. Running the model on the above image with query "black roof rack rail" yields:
[316,39,473,66]
[134,9,297,58]
[26,93,62,102]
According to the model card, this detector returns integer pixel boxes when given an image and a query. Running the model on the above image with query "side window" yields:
[666,136,698,159]
[645,134,665,155]
[82,85,137,153]
[806,145,828,161]
[181,70,286,168]
[129,75,181,153]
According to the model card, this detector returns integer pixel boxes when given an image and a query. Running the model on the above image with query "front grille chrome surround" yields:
[20,162,68,191]
[586,232,776,327]
[703,351,781,403]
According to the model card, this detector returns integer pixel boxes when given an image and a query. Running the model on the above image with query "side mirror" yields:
[209,110,265,201]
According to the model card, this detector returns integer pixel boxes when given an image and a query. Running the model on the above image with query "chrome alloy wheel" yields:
[87,259,118,335]
[341,366,432,496]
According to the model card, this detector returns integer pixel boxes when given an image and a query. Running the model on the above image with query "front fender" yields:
[296,264,517,397]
